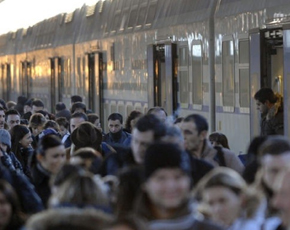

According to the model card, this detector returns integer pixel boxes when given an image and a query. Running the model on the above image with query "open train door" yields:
[147,43,178,116]
[283,24,290,136]
[50,57,64,113]
[249,29,261,138]
[87,52,103,122]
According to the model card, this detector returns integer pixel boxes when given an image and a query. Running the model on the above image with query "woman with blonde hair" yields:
[194,167,264,230]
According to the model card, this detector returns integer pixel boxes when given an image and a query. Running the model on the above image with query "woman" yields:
[195,167,263,230]
[0,180,25,230]
[10,124,34,179]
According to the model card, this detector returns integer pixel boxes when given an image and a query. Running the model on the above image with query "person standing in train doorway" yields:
[254,88,284,136]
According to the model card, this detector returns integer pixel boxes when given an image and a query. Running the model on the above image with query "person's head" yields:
[5,109,20,130]
[24,98,34,114]
[125,110,142,133]
[10,124,33,155]
[56,117,69,137]
[71,102,87,114]
[70,147,103,174]
[107,113,123,134]
[87,113,101,128]
[143,142,192,213]
[32,99,45,114]
[258,135,290,192]
[272,170,290,228]
[246,136,269,164]
[173,117,184,129]
[0,129,11,152]
[0,99,7,111]
[254,88,277,115]
[0,107,6,129]
[70,112,88,133]
[25,208,113,230]
[16,96,27,106]
[71,122,103,153]
[162,125,184,150]
[209,132,230,149]
[196,167,259,227]
[0,180,24,230]
[29,113,46,136]
[130,114,167,164]
[180,114,208,153]
[55,102,66,112]
[147,107,167,123]
[36,135,66,174]
[71,95,83,104]
[6,101,16,110]
[104,215,147,230]
[44,120,60,133]
[49,172,108,208]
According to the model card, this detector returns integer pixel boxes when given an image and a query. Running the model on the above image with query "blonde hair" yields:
[194,167,261,218]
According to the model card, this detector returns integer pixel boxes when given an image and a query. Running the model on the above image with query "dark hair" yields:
[0,98,7,110]
[258,135,290,157]
[70,112,88,121]
[209,132,230,149]
[44,120,60,132]
[184,114,208,134]
[29,113,46,129]
[125,110,142,132]
[134,114,167,140]
[10,124,31,166]
[254,88,277,104]
[17,96,28,105]
[32,99,45,108]
[0,180,24,229]
[71,95,83,103]
[147,106,167,116]
[174,117,184,124]
[5,109,20,120]
[25,98,35,107]
[56,117,69,129]
[55,102,66,111]
[106,215,147,230]
[87,114,99,124]
[37,135,63,156]
[71,102,87,114]
[6,101,16,110]
[108,113,123,123]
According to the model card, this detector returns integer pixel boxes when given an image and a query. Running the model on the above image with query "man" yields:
[101,114,167,176]
[0,107,5,129]
[5,109,20,130]
[31,99,45,114]
[180,114,244,174]
[254,87,283,136]
[147,106,167,123]
[103,113,131,146]
[70,112,88,133]
[55,102,71,121]
[134,142,224,230]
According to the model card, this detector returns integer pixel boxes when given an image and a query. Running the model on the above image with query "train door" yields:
[50,57,64,113]
[87,52,103,122]
[147,43,178,115]
[249,28,284,137]
[21,61,32,98]
[0,63,11,101]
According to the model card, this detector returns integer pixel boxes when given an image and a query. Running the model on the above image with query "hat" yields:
[144,142,191,180]
[38,128,59,140]
[0,129,11,148]
[71,122,102,150]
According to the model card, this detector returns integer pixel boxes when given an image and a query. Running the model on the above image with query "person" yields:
[147,106,167,123]
[6,100,16,110]
[103,113,131,146]
[55,117,71,148]
[124,110,142,133]
[29,113,46,148]
[104,215,147,230]
[0,107,6,129]
[31,135,66,207]
[14,95,27,117]
[194,167,263,230]
[31,99,45,114]
[209,132,230,149]
[133,142,224,230]
[55,102,71,121]
[100,114,167,176]
[71,102,87,114]
[0,180,25,230]
[10,124,34,179]
[5,109,21,130]
[254,87,283,136]
[22,98,34,121]
[25,208,113,230]
[180,114,244,174]
[70,111,88,133]
[71,95,83,104]
[0,99,7,111]
[88,113,101,128]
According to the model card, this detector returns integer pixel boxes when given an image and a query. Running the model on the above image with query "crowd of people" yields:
[0,87,288,230]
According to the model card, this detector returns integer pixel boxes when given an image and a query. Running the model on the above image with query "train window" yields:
[178,46,189,105]
[239,69,249,108]
[222,40,234,107]
[192,42,203,105]
[239,40,249,64]
[136,6,147,28]
[120,11,128,31]
[128,8,138,29]
[145,3,157,26]
[112,13,121,32]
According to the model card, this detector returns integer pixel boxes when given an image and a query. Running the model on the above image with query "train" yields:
[0,0,290,155]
